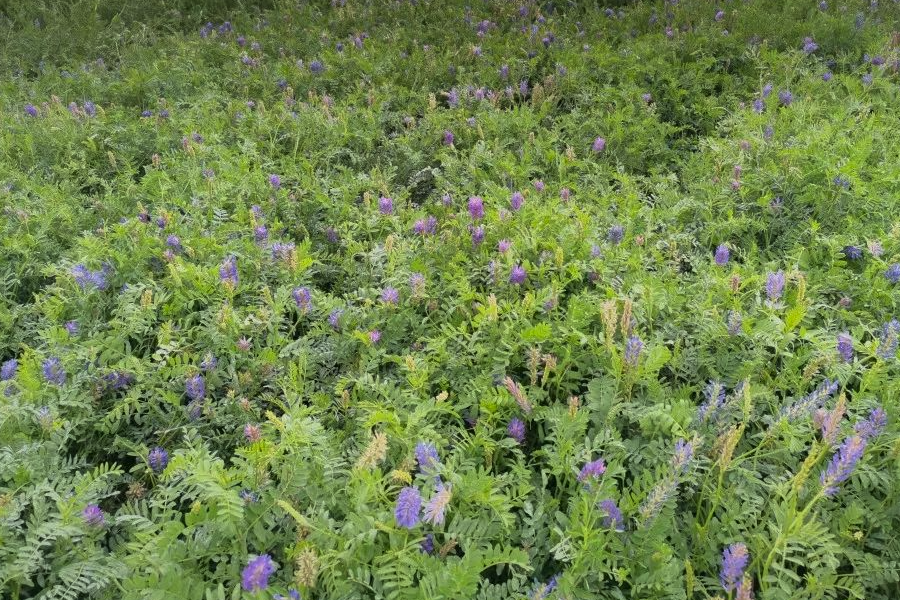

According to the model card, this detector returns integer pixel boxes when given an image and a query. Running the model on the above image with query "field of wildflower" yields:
[2,0,900,598]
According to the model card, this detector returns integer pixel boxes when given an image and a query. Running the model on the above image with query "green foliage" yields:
[1,0,900,599]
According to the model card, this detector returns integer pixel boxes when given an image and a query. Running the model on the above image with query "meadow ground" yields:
[1,1,899,599]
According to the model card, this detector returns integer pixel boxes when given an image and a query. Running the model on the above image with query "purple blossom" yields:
[254,225,268,243]
[507,418,525,443]
[720,543,750,592]
[0,359,17,381]
[823,71,833,81]
[328,309,342,330]
[765,270,785,303]
[697,381,725,421]
[577,458,606,482]
[148,447,169,472]
[268,174,281,190]
[714,244,730,266]
[43,357,66,385]
[467,196,484,220]
[592,137,606,153]
[414,216,437,235]
[837,333,853,363]
[752,98,765,113]
[762,83,773,98]
[420,533,435,554]
[782,379,838,421]
[599,499,624,531]
[244,423,261,442]
[24,104,38,117]
[292,287,313,312]
[185,374,206,401]
[672,439,694,474]
[884,264,900,283]
[219,257,238,288]
[510,191,524,211]
[843,245,863,260]
[271,242,296,261]
[378,196,393,215]
[166,234,182,251]
[395,487,422,528]
[381,287,399,305]
[368,329,381,344]
[415,442,440,472]
[409,272,425,295]
[509,264,527,285]
[624,336,643,368]
[802,37,819,54]
[533,180,544,193]
[241,555,276,592]
[778,90,793,106]
[470,225,485,246]
[498,239,512,253]
[878,320,900,359]
[83,101,96,117]
[820,435,867,496]
[532,576,559,600]
[65,321,79,335]
[82,504,105,527]
[309,60,324,73]
[443,130,454,146]
[608,225,624,245]
[72,264,110,291]
[855,407,886,440]
[714,9,725,21]
[862,73,873,85]
[200,354,217,372]
[239,489,259,503]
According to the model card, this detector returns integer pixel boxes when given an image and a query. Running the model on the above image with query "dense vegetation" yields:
[1,0,899,598]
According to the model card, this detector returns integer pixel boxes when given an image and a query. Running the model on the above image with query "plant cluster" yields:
[1,0,899,599]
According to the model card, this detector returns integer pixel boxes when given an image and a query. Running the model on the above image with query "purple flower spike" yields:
[467,196,484,220]
[395,486,422,528]
[43,357,66,385]
[507,418,525,443]
[0,359,18,381]
[148,447,169,472]
[720,543,749,592]
[510,191,524,211]
[624,336,643,367]
[242,555,276,592]
[82,504,105,527]
[381,287,399,305]
[577,458,606,482]
[837,333,853,363]
[509,264,527,285]
[608,225,624,245]
[714,244,730,266]
[765,270,785,303]
[599,499,624,531]
[820,435,867,496]
[185,374,206,401]
[592,136,606,152]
